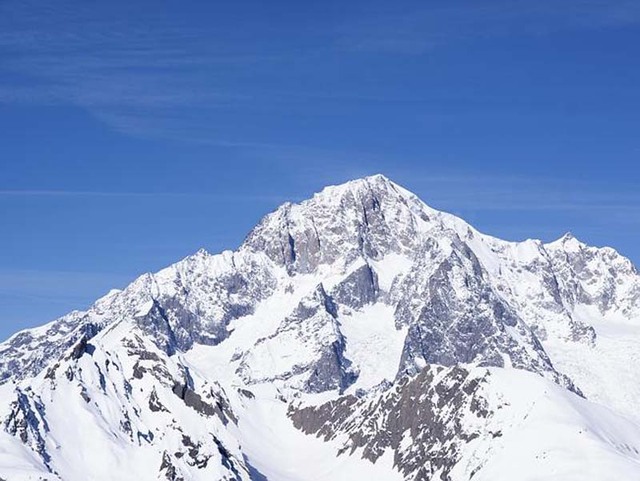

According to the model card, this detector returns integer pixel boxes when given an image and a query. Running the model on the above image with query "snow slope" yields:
[292,366,640,481]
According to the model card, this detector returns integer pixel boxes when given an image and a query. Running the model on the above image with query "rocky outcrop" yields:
[290,365,495,481]
[392,236,559,384]
[330,263,380,311]
[237,284,357,393]
[241,174,430,273]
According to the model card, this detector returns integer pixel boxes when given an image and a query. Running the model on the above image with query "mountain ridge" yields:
[1,174,639,480]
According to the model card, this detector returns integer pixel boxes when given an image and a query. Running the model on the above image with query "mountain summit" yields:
[1,176,639,481]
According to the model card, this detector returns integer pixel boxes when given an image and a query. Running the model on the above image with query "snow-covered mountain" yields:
[1,174,639,480]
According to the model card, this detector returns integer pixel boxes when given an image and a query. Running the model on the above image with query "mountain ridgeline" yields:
[1,175,639,481]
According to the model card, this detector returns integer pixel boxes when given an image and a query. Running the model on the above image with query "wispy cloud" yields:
[338,0,640,54]
[271,158,640,224]
[2,0,639,142]
[0,190,183,197]
[0,189,290,203]
[0,269,131,304]
[0,269,133,336]
[0,0,280,141]
[390,172,640,214]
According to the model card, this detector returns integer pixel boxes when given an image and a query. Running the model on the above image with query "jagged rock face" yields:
[547,235,640,317]
[241,174,431,274]
[133,250,278,352]
[0,313,102,383]
[330,263,380,311]
[4,390,51,471]
[290,365,495,481]
[391,235,558,384]
[2,321,252,481]
[237,284,357,393]
[0,250,278,384]
[288,363,640,481]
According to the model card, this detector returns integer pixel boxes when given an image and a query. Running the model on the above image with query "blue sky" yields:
[1,0,639,341]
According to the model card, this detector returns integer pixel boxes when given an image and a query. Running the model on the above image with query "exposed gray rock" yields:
[330,263,379,311]
[237,284,358,393]
[391,235,564,389]
[149,388,168,413]
[4,390,52,471]
[242,175,428,274]
[0,316,102,384]
[547,234,640,318]
[290,365,494,481]
[159,451,184,481]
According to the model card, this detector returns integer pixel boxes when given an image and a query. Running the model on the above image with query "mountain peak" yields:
[345,173,398,190]
[548,231,586,252]
[345,172,392,185]
[312,174,415,204]
[241,175,433,274]
[328,173,394,187]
